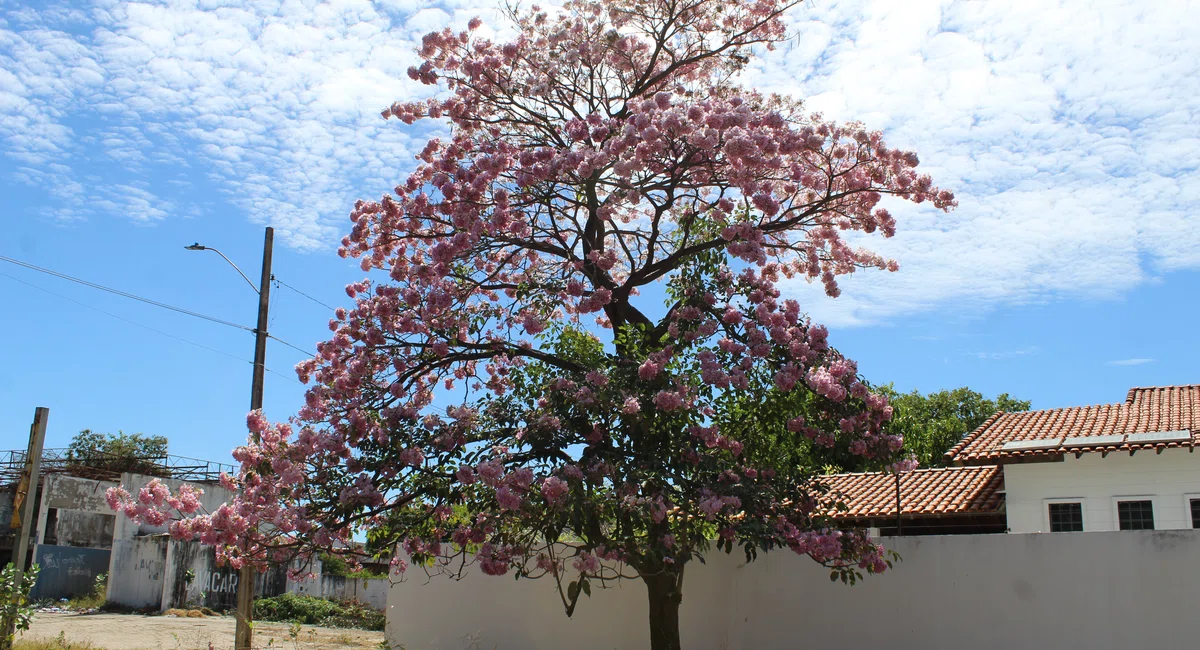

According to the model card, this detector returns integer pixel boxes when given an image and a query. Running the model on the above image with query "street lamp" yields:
[186,228,273,650]
[184,243,260,293]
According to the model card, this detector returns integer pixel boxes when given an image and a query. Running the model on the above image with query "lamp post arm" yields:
[196,246,260,294]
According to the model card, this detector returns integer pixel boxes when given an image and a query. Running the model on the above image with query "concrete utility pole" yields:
[3,407,48,649]
[236,226,273,650]
[188,227,272,650]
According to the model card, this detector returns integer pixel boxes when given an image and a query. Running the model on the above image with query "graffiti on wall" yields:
[200,570,239,594]
[30,545,112,600]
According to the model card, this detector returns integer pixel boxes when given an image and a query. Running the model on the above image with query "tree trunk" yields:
[643,565,684,650]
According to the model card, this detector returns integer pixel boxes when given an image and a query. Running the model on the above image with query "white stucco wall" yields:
[107,535,169,609]
[387,552,733,650]
[387,531,1200,650]
[1004,447,1200,533]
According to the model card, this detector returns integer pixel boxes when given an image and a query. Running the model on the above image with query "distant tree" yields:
[819,387,1030,472]
[66,430,169,476]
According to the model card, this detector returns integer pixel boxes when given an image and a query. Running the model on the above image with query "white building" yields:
[823,384,1200,535]
[945,383,1200,534]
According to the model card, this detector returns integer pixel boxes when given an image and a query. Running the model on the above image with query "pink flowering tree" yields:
[112,0,951,648]
[105,412,319,572]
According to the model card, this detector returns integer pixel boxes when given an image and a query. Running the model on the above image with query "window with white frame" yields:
[1047,501,1083,532]
[1116,499,1155,530]
[1188,496,1200,529]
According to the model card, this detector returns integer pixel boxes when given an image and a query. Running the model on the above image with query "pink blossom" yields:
[652,390,685,411]
[572,552,600,574]
[638,360,660,380]
[541,476,569,507]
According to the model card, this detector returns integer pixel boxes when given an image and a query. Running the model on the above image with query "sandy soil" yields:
[19,612,385,650]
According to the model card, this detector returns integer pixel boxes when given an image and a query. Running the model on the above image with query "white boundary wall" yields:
[287,573,390,610]
[387,530,1200,650]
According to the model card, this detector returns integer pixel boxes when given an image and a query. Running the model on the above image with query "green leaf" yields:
[829,571,838,582]
[567,580,580,602]
[581,579,591,597]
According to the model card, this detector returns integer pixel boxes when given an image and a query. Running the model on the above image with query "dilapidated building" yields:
[1,448,292,608]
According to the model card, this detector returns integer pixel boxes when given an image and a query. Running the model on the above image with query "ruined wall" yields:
[316,575,389,610]
[45,509,115,548]
[28,544,111,600]
[154,540,290,611]
[0,489,14,530]
[283,559,387,611]
[0,489,14,565]
[34,475,118,549]
[106,535,168,609]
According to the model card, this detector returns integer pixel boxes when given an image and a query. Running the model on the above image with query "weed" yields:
[11,631,102,650]
[254,594,384,632]
[64,573,107,611]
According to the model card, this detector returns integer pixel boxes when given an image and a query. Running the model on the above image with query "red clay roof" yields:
[824,465,1004,519]
[947,384,1200,464]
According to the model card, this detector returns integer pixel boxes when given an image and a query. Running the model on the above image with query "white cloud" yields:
[0,0,503,249]
[1,0,1197,322]
[760,0,1200,325]
[1106,358,1155,367]
[971,347,1039,361]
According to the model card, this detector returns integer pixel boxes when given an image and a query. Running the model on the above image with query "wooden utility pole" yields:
[3,407,48,648]
[234,226,273,650]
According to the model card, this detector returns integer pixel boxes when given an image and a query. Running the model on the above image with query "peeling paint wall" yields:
[162,540,241,611]
[0,490,14,565]
[317,575,389,610]
[284,560,387,611]
[108,537,291,612]
[38,475,115,513]
[0,490,14,530]
[45,509,115,548]
[35,475,119,550]
[106,536,168,609]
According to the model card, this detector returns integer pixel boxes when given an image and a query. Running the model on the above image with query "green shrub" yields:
[2,563,40,648]
[253,594,385,632]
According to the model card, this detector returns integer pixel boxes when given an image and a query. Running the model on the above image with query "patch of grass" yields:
[64,573,108,610]
[14,631,104,650]
[254,594,385,632]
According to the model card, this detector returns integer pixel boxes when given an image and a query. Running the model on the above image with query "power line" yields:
[265,366,304,386]
[3,271,226,363]
[1,270,246,363]
[273,275,338,312]
[268,334,315,358]
[0,254,254,333]
[2,271,305,385]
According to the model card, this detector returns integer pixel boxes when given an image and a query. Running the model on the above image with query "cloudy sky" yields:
[2,0,1197,460]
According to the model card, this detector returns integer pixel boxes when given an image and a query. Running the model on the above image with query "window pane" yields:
[1117,500,1154,530]
[1048,502,1083,532]
[1191,499,1200,529]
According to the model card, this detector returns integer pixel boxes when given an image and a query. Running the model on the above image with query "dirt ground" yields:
[19,612,385,650]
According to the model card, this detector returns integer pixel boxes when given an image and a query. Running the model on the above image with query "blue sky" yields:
[1,0,1197,462]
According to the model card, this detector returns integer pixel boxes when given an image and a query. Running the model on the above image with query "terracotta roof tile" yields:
[948,384,1200,464]
[824,465,1004,518]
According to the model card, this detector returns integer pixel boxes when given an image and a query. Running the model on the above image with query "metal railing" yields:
[0,447,235,485]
